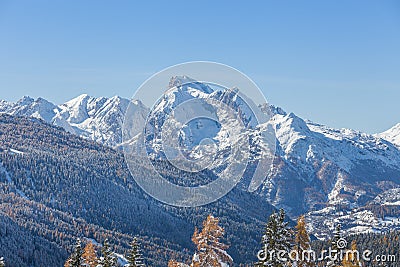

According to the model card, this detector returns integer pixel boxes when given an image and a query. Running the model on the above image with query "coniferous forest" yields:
[9,210,395,267]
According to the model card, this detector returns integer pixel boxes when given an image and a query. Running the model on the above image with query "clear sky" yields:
[0,0,399,133]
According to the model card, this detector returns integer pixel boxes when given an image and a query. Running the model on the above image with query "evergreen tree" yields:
[294,215,314,267]
[65,238,84,267]
[191,214,233,267]
[82,241,98,267]
[0,257,5,267]
[99,239,116,267]
[255,209,292,267]
[126,237,145,267]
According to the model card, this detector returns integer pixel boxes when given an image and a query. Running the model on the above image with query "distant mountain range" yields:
[0,94,132,147]
[0,76,399,265]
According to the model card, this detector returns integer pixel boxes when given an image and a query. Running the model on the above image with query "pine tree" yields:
[294,215,314,267]
[191,214,233,267]
[82,241,98,267]
[99,239,116,267]
[0,257,5,267]
[65,238,84,267]
[255,209,292,267]
[126,237,145,267]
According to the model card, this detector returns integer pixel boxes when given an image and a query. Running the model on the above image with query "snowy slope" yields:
[260,111,400,211]
[0,96,59,122]
[265,112,400,238]
[142,76,268,167]
[0,94,146,147]
[376,123,400,147]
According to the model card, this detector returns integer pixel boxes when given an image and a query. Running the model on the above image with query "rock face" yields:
[1,76,399,239]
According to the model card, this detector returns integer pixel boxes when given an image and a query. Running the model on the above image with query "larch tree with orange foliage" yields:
[82,241,98,267]
[294,215,314,267]
[191,215,232,267]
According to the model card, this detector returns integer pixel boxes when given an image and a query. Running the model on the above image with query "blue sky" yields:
[0,0,399,133]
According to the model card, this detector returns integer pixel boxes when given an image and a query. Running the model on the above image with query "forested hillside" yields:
[0,114,277,266]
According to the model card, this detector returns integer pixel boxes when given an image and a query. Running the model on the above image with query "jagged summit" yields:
[168,75,196,88]
[17,95,35,105]
[168,75,214,94]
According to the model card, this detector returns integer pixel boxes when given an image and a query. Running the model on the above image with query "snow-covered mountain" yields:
[376,123,400,147]
[141,76,269,170]
[0,94,147,147]
[265,113,400,208]
[1,76,399,239]
[262,111,400,238]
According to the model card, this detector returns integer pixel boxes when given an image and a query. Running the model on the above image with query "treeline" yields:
[49,211,400,266]
[61,214,233,267]
[2,209,399,266]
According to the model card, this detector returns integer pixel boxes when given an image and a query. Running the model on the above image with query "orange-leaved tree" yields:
[191,214,232,267]
[82,241,98,267]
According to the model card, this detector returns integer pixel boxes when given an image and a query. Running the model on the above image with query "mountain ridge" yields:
[1,93,398,147]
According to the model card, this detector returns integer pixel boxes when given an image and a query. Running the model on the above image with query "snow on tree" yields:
[65,238,83,267]
[99,239,117,267]
[0,257,5,267]
[191,214,233,267]
[256,209,293,267]
[293,215,314,267]
[126,237,145,267]
[82,241,98,267]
